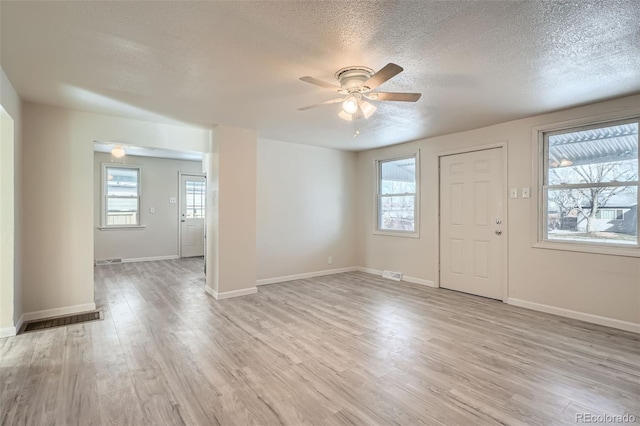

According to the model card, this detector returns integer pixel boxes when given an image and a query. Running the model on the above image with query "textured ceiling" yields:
[1,1,639,151]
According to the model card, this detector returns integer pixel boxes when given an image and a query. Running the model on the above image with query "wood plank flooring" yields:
[1,258,639,425]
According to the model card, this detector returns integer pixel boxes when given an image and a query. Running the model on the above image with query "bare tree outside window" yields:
[544,120,639,245]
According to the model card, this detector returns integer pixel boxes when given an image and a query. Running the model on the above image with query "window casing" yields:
[540,118,639,250]
[375,152,419,236]
[101,164,141,228]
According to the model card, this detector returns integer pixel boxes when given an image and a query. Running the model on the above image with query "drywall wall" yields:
[21,102,210,317]
[93,152,202,261]
[357,94,640,328]
[256,139,357,281]
[205,125,257,297]
[0,66,22,336]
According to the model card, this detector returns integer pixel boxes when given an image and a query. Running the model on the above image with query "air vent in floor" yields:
[22,311,102,333]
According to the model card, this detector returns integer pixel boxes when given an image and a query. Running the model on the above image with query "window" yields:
[185,180,205,219]
[102,164,141,228]
[376,153,419,235]
[542,119,638,247]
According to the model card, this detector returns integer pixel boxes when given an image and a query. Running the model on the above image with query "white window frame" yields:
[532,112,640,257]
[100,163,144,230]
[373,151,420,238]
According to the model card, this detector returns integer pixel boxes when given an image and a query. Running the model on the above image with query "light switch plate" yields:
[169,197,177,204]
[510,188,518,199]
[149,207,155,214]
[522,187,531,198]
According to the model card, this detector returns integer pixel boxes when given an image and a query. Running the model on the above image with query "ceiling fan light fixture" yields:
[342,96,358,114]
[359,100,377,119]
[338,110,353,121]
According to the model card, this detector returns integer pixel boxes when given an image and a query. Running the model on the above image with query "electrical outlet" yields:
[327,256,333,265]
[149,207,155,214]
[522,187,531,198]
[510,188,518,199]
[169,197,177,204]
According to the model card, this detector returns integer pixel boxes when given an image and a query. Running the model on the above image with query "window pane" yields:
[107,197,139,226]
[546,186,637,245]
[379,195,415,232]
[380,157,416,195]
[185,180,206,219]
[548,122,638,185]
[106,167,139,197]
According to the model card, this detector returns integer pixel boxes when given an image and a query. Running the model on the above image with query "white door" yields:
[440,148,505,300]
[180,174,206,258]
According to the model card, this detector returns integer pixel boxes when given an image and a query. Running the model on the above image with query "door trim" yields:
[178,171,206,258]
[435,141,509,301]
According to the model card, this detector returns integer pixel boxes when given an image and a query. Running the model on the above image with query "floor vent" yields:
[382,270,403,281]
[22,311,102,333]
[95,259,122,265]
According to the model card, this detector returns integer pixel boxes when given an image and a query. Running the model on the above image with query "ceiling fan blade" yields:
[299,76,342,91]
[362,63,403,90]
[298,97,344,111]
[368,92,422,102]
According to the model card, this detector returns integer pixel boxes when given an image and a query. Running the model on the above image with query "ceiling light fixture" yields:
[559,158,573,167]
[111,144,126,162]
[342,96,358,114]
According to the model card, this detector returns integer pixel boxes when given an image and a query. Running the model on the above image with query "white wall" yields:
[0,66,22,336]
[256,139,357,281]
[93,153,202,261]
[206,125,258,297]
[356,94,640,329]
[21,102,210,318]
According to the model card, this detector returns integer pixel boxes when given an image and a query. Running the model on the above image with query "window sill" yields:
[98,226,146,231]
[373,230,420,239]
[533,240,640,258]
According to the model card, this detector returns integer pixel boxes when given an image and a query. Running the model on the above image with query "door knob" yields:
[496,219,502,224]
[495,230,502,236]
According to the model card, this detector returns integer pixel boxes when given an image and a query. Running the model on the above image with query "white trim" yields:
[22,303,97,322]
[205,286,257,300]
[0,326,16,338]
[402,275,437,288]
[531,111,640,257]
[101,162,142,229]
[15,314,24,334]
[436,142,510,301]
[507,298,639,334]
[373,150,421,238]
[178,171,207,258]
[256,267,358,286]
[354,267,437,288]
[121,255,180,263]
[356,266,383,275]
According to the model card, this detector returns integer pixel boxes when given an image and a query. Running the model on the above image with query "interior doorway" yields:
[439,147,506,300]
[179,173,206,258]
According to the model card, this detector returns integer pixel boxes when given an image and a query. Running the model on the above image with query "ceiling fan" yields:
[298,63,421,126]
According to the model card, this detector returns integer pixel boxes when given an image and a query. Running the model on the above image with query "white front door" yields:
[439,148,505,300]
[180,174,206,258]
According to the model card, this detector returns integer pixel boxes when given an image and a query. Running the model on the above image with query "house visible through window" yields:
[103,165,141,227]
[542,119,639,246]
[376,153,418,234]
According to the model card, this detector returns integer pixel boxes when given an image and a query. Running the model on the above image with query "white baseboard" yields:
[15,314,24,334]
[0,326,16,338]
[205,285,257,300]
[256,267,358,286]
[355,266,383,275]
[22,303,97,322]
[507,298,640,334]
[122,255,180,263]
[355,267,437,288]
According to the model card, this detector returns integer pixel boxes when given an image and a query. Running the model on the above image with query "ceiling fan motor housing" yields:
[335,66,374,92]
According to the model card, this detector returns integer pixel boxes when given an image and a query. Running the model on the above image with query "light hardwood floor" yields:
[1,258,639,425]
